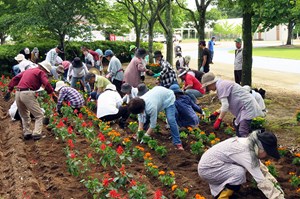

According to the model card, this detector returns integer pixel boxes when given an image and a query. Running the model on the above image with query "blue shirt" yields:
[175,95,202,127]
[208,40,215,52]
[138,86,175,128]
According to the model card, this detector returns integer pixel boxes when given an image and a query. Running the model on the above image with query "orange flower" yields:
[184,188,189,193]
[200,131,205,135]
[195,194,206,199]
[187,127,193,132]
[171,185,178,191]
[135,146,145,151]
[143,152,151,159]
[211,140,216,145]
[289,172,296,175]
[295,153,300,157]
[123,137,130,143]
[147,163,153,167]
[265,160,272,166]
[169,171,175,177]
[297,188,300,193]
[152,165,158,169]
[158,171,165,175]
[215,138,220,142]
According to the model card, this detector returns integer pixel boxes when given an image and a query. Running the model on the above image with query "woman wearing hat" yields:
[67,57,90,93]
[123,48,148,88]
[198,130,284,199]
[201,72,264,137]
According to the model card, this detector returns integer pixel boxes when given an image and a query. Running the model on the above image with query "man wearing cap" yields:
[55,81,85,113]
[123,48,148,88]
[169,84,203,128]
[85,72,111,99]
[97,84,129,129]
[178,69,205,103]
[199,41,211,73]
[234,38,243,84]
[104,50,124,94]
[46,45,64,66]
[4,61,54,140]
[153,51,177,88]
[121,83,138,104]
[14,54,35,73]
[198,130,284,199]
[128,86,183,150]
[67,57,90,93]
[201,72,264,137]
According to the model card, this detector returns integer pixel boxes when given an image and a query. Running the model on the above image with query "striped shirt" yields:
[57,86,85,110]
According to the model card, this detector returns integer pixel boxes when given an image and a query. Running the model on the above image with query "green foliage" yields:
[251,117,266,130]
[190,141,205,155]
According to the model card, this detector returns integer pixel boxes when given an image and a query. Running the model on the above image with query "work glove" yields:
[213,118,222,130]
[209,111,220,121]
[4,92,11,102]
[257,179,285,199]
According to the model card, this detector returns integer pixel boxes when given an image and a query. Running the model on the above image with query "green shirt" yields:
[95,75,111,91]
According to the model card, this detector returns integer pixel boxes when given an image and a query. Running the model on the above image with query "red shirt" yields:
[184,74,205,94]
[89,50,100,61]
[8,68,54,94]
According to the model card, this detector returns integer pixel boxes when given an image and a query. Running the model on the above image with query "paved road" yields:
[176,41,300,93]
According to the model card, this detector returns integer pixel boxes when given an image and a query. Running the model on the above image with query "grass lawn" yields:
[230,45,300,60]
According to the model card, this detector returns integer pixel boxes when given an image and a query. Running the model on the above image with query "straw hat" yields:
[201,72,218,88]
[38,61,52,73]
[14,54,25,61]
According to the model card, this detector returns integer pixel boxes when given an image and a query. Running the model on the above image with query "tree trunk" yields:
[135,23,141,48]
[59,34,65,60]
[241,12,253,86]
[197,10,206,70]
[0,33,6,45]
[286,20,294,45]
[165,0,173,65]
[148,24,154,63]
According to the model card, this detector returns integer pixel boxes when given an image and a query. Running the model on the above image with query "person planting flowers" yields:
[201,72,264,137]
[198,130,284,199]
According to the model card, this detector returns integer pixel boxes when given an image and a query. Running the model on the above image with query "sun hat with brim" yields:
[121,83,132,93]
[56,65,64,74]
[72,57,83,68]
[235,38,242,43]
[137,83,149,96]
[55,81,67,92]
[178,70,187,78]
[129,45,137,52]
[257,131,280,159]
[169,84,183,94]
[38,61,52,73]
[105,84,116,91]
[14,54,25,61]
[104,50,114,57]
[201,72,218,88]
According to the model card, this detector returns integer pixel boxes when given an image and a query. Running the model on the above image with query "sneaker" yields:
[23,133,32,140]
[175,144,184,150]
[32,133,46,141]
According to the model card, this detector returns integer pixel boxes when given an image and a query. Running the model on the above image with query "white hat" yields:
[178,70,187,78]
[201,72,218,88]
[55,81,67,92]
[38,61,52,73]
[105,84,116,91]
[24,48,30,54]
[14,54,25,61]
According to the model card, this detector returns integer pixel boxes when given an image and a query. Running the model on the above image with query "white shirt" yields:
[46,48,58,66]
[122,87,138,104]
[18,59,35,72]
[67,63,89,79]
[251,90,266,111]
[97,90,122,118]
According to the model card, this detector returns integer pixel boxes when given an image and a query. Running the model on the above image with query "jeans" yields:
[165,104,181,145]
[185,89,203,103]
[71,76,91,94]
[90,92,101,100]
[13,64,20,76]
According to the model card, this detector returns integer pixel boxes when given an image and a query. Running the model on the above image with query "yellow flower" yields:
[171,185,178,191]
[289,172,296,175]
[158,171,165,175]
[147,163,153,167]
[200,131,205,135]
[210,140,216,145]
[184,188,189,193]
[265,160,272,166]
[152,165,158,169]
[169,171,175,177]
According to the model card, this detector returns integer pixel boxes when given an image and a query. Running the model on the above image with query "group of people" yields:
[4,40,283,199]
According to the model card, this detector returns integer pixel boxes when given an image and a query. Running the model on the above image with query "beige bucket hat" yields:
[201,72,218,88]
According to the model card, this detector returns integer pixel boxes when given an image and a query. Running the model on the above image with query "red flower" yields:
[98,133,106,141]
[56,120,65,128]
[78,113,83,119]
[70,152,76,159]
[1,75,4,80]
[100,144,106,150]
[67,126,73,134]
[119,164,126,176]
[53,113,58,117]
[35,93,39,97]
[74,109,78,114]
[116,146,124,155]
[109,190,120,198]
[87,153,92,158]
[67,139,74,149]
[102,176,113,187]
[82,122,87,127]
[129,179,136,187]
[67,101,71,106]
[108,143,113,147]
[154,190,163,199]
[63,117,68,122]
[88,121,93,127]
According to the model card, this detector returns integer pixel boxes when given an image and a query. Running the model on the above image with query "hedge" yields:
[0,40,163,76]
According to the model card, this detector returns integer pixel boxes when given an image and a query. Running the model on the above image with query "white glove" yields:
[257,179,285,199]
[259,162,278,184]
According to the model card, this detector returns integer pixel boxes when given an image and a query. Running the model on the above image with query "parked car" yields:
[173,34,182,42]
[153,34,166,43]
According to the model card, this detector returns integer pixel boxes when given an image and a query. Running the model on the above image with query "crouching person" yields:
[55,81,85,113]
[97,84,129,129]
[198,130,284,199]
[128,86,183,150]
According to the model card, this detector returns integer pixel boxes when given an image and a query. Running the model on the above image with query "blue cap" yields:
[104,50,114,57]
[169,84,183,94]
[95,49,103,56]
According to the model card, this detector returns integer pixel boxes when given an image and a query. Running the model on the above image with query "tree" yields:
[116,0,146,48]
[253,0,300,45]
[175,0,215,69]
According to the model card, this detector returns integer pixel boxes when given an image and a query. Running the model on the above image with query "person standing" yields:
[31,47,39,64]
[81,47,95,68]
[201,72,264,137]
[105,50,124,94]
[208,36,215,64]
[128,86,184,150]
[123,48,148,87]
[45,45,64,66]
[234,38,243,84]
[4,61,54,140]
[199,41,211,73]
[198,130,284,199]
[95,49,104,73]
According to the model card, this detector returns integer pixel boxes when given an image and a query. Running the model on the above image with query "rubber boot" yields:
[218,188,234,199]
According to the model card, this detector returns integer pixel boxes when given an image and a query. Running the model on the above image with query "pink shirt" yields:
[123,57,146,87]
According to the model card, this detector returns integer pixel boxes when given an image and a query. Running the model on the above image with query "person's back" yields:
[97,89,122,118]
